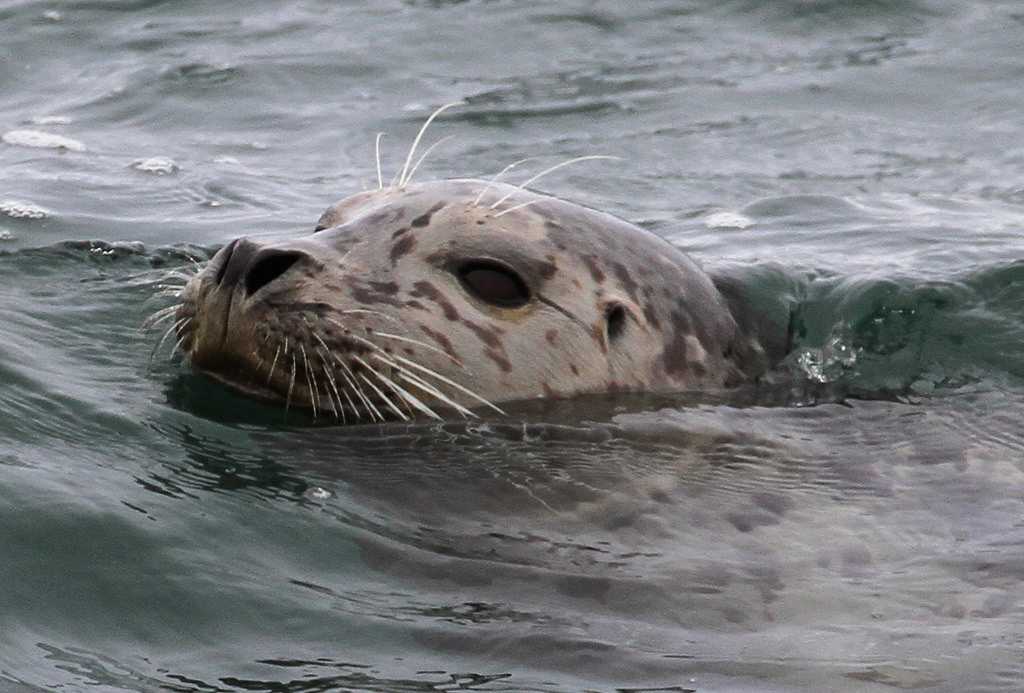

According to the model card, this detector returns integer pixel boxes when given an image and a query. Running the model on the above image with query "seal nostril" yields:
[244,250,303,295]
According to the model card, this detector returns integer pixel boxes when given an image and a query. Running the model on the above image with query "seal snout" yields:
[213,239,308,297]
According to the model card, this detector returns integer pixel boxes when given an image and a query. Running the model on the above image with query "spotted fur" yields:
[168,179,786,421]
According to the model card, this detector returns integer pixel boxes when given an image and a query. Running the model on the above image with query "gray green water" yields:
[4,1,1024,691]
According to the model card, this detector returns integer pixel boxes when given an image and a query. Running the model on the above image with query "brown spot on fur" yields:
[462,319,511,372]
[461,319,504,350]
[661,335,690,377]
[642,301,663,330]
[538,257,558,280]
[389,232,416,264]
[410,281,460,321]
[350,281,403,307]
[612,263,639,302]
[411,201,445,228]
[419,325,459,361]
[581,255,606,283]
[369,281,399,296]
[545,329,559,345]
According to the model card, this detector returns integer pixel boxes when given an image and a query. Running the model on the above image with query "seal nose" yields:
[213,239,306,296]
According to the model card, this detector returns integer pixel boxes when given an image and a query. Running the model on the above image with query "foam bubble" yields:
[705,211,754,229]
[31,115,72,126]
[132,156,179,175]
[0,200,49,219]
[2,129,86,152]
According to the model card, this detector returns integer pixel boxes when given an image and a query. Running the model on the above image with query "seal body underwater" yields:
[173,178,789,421]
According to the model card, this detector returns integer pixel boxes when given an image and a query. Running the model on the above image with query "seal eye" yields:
[456,260,531,308]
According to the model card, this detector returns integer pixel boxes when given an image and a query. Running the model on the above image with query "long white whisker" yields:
[374,354,475,419]
[152,316,189,359]
[355,354,442,420]
[472,157,538,207]
[286,351,298,412]
[170,329,191,357]
[317,340,384,421]
[153,286,187,300]
[491,199,540,218]
[144,305,179,329]
[402,135,453,188]
[373,331,464,366]
[316,351,348,422]
[489,155,619,209]
[266,344,283,386]
[396,101,464,188]
[385,352,504,414]
[354,369,410,421]
[375,132,385,190]
[298,342,319,420]
[346,370,385,422]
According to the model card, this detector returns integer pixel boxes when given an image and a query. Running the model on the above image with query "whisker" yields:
[401,135,453,188]
[354,368,410,421]
[317,340,385,421]
[373,331,465,366]
[374,354,475,419]
[489,155,619,209]
[355,354,442,420]
[298,342,319,420]
[472,157,538,207]
[151,315,190,360]
[153,285,187,300]
[375,132,386,190]
[383,351,504,415]
[315,349,348,423]
[286,351,298,412]
[144,305,180,329]
[491,199,540,218]
[266,344,284,387]
[396,101,464,188]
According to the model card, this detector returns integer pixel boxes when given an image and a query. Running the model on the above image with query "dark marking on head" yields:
[348,282,403,308]
[642,301,663,330]
[419,325,460,362]
[461,319,504,350]
[461,319,511,372]
[369,281,399,296]
[661,335,690,377]
[581,255,606,283]
[612,263,639,302]
[410,280,460,321]
[389,231,416,264]
[545,329,559,345]
[411,201,446,228]
[537,257,558,280]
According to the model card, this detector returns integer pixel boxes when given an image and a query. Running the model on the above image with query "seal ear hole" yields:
[455,260,531,308]
[605,303,627,341]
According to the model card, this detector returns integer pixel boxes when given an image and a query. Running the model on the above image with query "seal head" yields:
[175,179,784,420]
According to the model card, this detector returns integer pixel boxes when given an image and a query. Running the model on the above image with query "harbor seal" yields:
[172,178,789,421]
